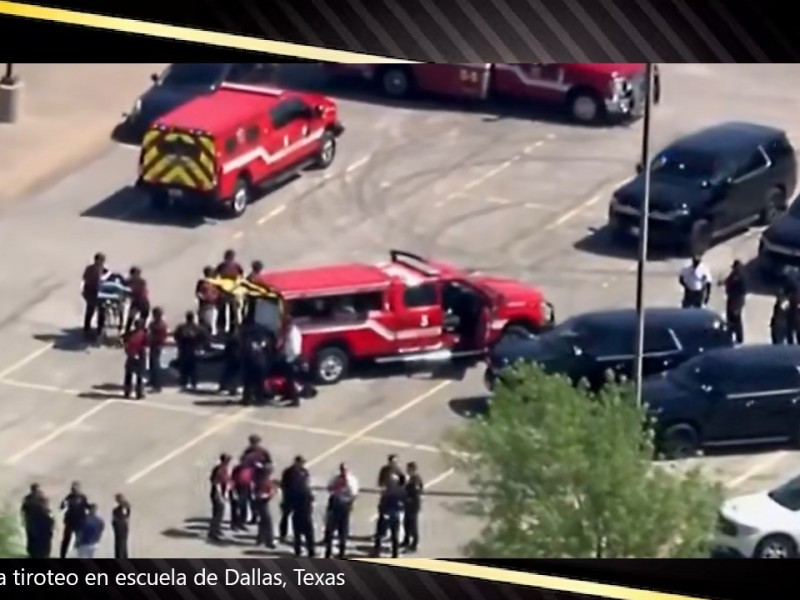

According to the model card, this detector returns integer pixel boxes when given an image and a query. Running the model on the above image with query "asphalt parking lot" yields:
[1,64,800,558]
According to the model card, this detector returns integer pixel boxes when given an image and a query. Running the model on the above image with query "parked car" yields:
[644,344,800,459]
[758,193,800,279]
[485,307,732,392]
[715,474,800,558]
[608,122,797,256]
[112,63,275,144]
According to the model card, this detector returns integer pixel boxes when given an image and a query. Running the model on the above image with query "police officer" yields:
[124,266,150,335]
[208,453,232,541]
[21,484,54,559]
[247,260,264,283]
[401,462,424,552]
[240,322,272,406]
[112,493,131,559]
[378,455,406,489]
[215,249,245,334]
[324,462,359,559]
[174,311,204,390]
[218,330,241,395]
[679,255,713,308]
[241,434,273,467]
[229,460,254,531]
[123,319,147,400]
[373,474,405,558]
[721,260,747,344]
[59,481,89,559]
[279,455,309,542]
[291,473,316,557]
[254,464,278,549]
[771,291,791,345]
[147,307,169,392]
[82,252,108,341]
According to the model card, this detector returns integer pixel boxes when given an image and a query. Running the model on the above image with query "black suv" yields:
[485,307,733,392]
[758,194,800,278]
[608,122,797,256]
[644,345,800,459]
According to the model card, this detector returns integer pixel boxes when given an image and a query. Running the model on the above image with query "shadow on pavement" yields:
[33,329,90,353]
[448,396,490,419]
[81,186,208,229]
[572,225,676,262]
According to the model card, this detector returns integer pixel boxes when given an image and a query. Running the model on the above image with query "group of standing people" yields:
[208,438,425,558]
[20,481,130,559]
[677,254,800,345]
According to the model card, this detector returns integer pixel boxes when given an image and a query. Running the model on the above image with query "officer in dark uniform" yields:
[377,455,405,489]
[21,483,54,559]
[174,311,204,390]
[59,481,89,559]
[123,319,147,400]
[324,462,358,559]
[147,307,169,392]
[721,260,747,345]
[254,464,277,549]
[279,455,308,542]
[81,252,108,341]
[112,493,131,559]
[401,462,424,552]
[247,260,264,282]
[373,474,405,558]
[229,460,254,531]
[124,266,150,335]
[292,474,316,557]
[208,454,232,541]
[771,291,791,345]
[218,331,241,395]
[786,276,800,345]
[239,322,273,406]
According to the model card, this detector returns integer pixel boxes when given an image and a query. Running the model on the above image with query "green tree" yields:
[0,507,22,558]
[448,363,723,558]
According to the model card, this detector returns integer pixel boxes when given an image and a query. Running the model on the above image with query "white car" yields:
[714,475,800,558]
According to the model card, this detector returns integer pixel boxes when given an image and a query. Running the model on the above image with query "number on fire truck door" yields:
[421,314,429,327]
[459,68,479,83]
[283,135,289,147]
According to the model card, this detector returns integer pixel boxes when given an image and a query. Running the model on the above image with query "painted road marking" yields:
[257,203,287,226]
[545,193,602,230]
[725,451,791,490]
[346,155,372,174]
[306,381,452,468]
[0,344,55,380]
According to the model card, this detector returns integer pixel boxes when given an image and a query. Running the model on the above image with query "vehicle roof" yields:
[696,344,800,367]
[570,307,721,331]
[156,85,298,134]
[667,122,785,157]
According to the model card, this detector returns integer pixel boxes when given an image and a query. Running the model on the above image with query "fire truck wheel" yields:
[379,67,413,98]
[312,132,337,169]
[229,178,250,217]
[568,90,603,124]
[313,346,349,385]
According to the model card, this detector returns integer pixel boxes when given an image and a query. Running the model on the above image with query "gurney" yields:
[97,273,130,345]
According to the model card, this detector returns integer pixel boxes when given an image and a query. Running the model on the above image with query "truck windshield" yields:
[160,64,224,88]
[650,151,718,182]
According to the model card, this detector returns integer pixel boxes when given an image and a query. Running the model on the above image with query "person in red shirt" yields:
[253,464,277,549]
[124,266,150,336]
[123,319,147,400]
[209,454,232,541]
[81,252,108,341]
[229,461,254,531]
[240,435,273,468]
[195,266,219,337]
[214,250,244,334]
[147,307,169,393]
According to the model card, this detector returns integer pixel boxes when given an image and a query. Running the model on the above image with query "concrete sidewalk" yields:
[0,64,166,200]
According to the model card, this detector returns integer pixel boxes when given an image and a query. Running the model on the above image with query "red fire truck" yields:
[252,249,555,384]
[325,63,659,124]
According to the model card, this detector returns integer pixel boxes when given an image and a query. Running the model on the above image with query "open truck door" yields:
[208,276,289,343]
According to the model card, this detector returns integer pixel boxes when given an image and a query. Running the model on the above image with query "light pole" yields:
[633,63,655,408]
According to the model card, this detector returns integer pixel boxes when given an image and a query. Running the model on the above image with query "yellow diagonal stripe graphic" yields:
[0,1,415,63]
[358,560,710,600]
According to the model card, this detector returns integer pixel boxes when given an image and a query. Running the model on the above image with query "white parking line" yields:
[306,381,451,468]
[725,451,790,490]
[125,407,255,484]
[6,401,112,465]
[545,193,602,231]
[346,155,371,174]
[0,343,55,380]
[257,203,287,226]
[486,197,511,205]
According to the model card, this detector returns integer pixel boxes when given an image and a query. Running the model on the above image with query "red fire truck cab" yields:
[136,83,345,218]
[326,63,659,125]
[254,250,555,384]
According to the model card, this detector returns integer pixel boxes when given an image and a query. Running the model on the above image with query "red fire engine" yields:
[325,63,660,124]
[136,83,345,217]
[252,249,555,384]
